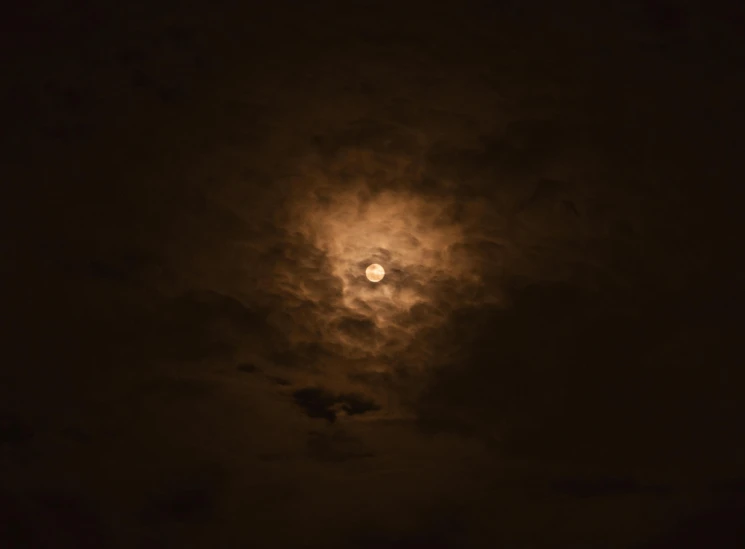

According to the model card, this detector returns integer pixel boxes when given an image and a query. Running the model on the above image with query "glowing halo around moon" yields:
[365,263,385,282]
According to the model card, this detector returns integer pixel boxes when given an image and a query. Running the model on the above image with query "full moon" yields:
[365,263,385,282]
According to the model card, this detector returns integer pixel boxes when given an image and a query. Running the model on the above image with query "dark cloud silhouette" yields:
[340,393,383,416]
[237,362,258,373]
[292,388,381,423]
[292,388,339,422]
[335,315,379,344]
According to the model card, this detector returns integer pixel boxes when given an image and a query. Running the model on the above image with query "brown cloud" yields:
[6,1,744,548]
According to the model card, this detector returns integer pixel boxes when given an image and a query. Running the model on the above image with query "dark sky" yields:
[3,1,745,547]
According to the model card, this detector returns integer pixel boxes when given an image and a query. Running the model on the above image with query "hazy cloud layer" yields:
[5,1,744,548]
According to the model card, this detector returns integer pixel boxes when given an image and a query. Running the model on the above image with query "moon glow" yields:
[366,263,385,282]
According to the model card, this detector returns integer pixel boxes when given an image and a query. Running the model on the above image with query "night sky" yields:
[3,1,745,547]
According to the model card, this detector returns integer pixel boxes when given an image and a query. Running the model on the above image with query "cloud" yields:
[9,3,743,548]
[292,388,382,423]
[335,315,380,345]
[237,362,258,373]
[292,388,340,422]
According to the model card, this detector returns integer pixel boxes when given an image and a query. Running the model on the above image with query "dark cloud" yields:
[339,393,383,416]
[292,388,381,423]
[292,388,339,422]
[335,315,379,344]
